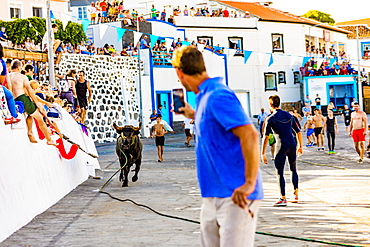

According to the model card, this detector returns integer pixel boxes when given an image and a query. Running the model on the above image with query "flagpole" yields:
[46,0,56,87]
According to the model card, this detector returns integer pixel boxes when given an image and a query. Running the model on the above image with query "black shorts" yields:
[155,136,165,146]
[185,129,192,137]
[314,127,323,137]
[345,118,351,127]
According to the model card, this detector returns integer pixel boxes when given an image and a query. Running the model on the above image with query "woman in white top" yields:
[88,2,97,25]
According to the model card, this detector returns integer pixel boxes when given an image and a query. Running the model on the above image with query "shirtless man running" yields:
[152,116,167,162]
[349,102,367,163]
[312,108,325,151]
[10,60,56,145]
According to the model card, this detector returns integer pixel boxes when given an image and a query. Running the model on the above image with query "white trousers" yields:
[200,197,260,247]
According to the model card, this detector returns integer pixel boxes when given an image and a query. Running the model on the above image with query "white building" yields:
[0,0,70,20]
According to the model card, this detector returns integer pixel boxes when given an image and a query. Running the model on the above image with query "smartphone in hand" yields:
[172,88,185,113]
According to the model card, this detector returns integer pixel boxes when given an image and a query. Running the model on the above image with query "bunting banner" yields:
[150,34,159,48]
[61,13,71,30]
[244,51,252,64]
[268,53,274,67]
[198,43,205,51]
[134,32,142,45]
[82,19,90,33]
[182,41,191,46]
[165,38,173,47]
[116,28,126,42]
[50,10,55,20]
[99,24,109,40]
[329,58,336,67]
[302,57,311,67]
[258,53,266,66]
[227,49,237,62]
[290,55,297,67]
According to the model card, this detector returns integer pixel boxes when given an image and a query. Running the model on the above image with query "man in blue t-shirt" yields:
[261,95,303,207]
[0,27,8,42]
[172,46,263,247]
[140,36,150,49]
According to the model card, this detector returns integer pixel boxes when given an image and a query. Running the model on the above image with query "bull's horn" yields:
[113,122,124,131]
[133,122,142,131]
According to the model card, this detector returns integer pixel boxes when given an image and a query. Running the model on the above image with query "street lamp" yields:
[356,25,364,111]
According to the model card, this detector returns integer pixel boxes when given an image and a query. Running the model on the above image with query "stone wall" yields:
[59,54,143,143]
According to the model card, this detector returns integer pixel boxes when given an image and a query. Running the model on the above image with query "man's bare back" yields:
[10,72,29,98]
[351,111,366,130]
[312,114,325,127]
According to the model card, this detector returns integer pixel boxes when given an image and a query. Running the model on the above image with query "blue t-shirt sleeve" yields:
[209,90,251,131]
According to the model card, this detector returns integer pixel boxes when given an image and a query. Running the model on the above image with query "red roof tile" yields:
[216,1,351,34]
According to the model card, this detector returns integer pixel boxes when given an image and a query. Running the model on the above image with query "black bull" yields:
[113,123,143,187]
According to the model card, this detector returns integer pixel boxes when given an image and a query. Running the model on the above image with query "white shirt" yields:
[88,6,97,14]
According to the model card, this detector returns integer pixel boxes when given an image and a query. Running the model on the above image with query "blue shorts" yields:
[102,11,107,17]
[307,128,314,137]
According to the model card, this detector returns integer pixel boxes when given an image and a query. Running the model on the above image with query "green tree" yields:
[0,17,87,46]
[302,10,335,25]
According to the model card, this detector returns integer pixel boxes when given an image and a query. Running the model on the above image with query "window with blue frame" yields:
[361,42,370,57]
[228,37,244,55]
[78,7,88,20]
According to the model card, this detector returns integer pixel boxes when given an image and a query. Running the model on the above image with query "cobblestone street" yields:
[2,118,370,247]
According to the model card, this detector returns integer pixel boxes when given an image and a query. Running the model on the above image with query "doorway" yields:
[156,91,172,126]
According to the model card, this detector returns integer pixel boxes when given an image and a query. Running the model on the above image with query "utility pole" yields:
[356,26,363,111]
[136,16,143,124]
[46,0,56,87]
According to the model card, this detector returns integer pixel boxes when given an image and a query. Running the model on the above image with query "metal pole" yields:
[46,0,55,87]
[356,26,363,111]
[137,16,143,123]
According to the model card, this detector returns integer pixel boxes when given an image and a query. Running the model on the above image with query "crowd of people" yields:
[85,1,251,26]
[301,57,360,77]
[0,44,93,146]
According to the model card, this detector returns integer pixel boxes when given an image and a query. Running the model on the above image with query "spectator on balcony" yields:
[195,8,202,17]
[117,10,124,21]
[120,47,129,56]
[334,62,341,75]
[222,8,229,17]
[127,43,134,51]
[140,36,150,49]
[78,41,93,55]
[174,6,181,16]
[88,43,96,55]
[168,15,176,25]
[66,42,74,54]
[160,9,166,21]
[183,5,189,16]
[131,9,138,20]
[244,11,250,18]
[151,5,157,20]
[88,2,97,25]
[189,7,195,17]
[99,0,108,23]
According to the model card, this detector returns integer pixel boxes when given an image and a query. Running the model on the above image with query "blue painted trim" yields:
[220,53,229,86]
[361,41,370,57]
[177,28,186,40]
[153,65,173,68]
[147,18,177,28]
[155,90,173,126]
[304,76,356,105]
[149,50,155,110]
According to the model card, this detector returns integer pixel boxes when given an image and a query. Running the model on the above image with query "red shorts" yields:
[352,129,366,142]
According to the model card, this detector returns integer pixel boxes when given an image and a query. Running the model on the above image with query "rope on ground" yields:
[97,149,363,247]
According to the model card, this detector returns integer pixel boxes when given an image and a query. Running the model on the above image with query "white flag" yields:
[258,53,266,66]
[99,24,109,40]
[61,14,71,30]
[134,32,142,45]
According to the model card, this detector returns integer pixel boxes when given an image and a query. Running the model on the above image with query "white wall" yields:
[88,22,123,51]
[0,108,100,243]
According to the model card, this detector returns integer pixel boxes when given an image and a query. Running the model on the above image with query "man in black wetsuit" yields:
[342,104,352,134]
[261,95,303,207]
